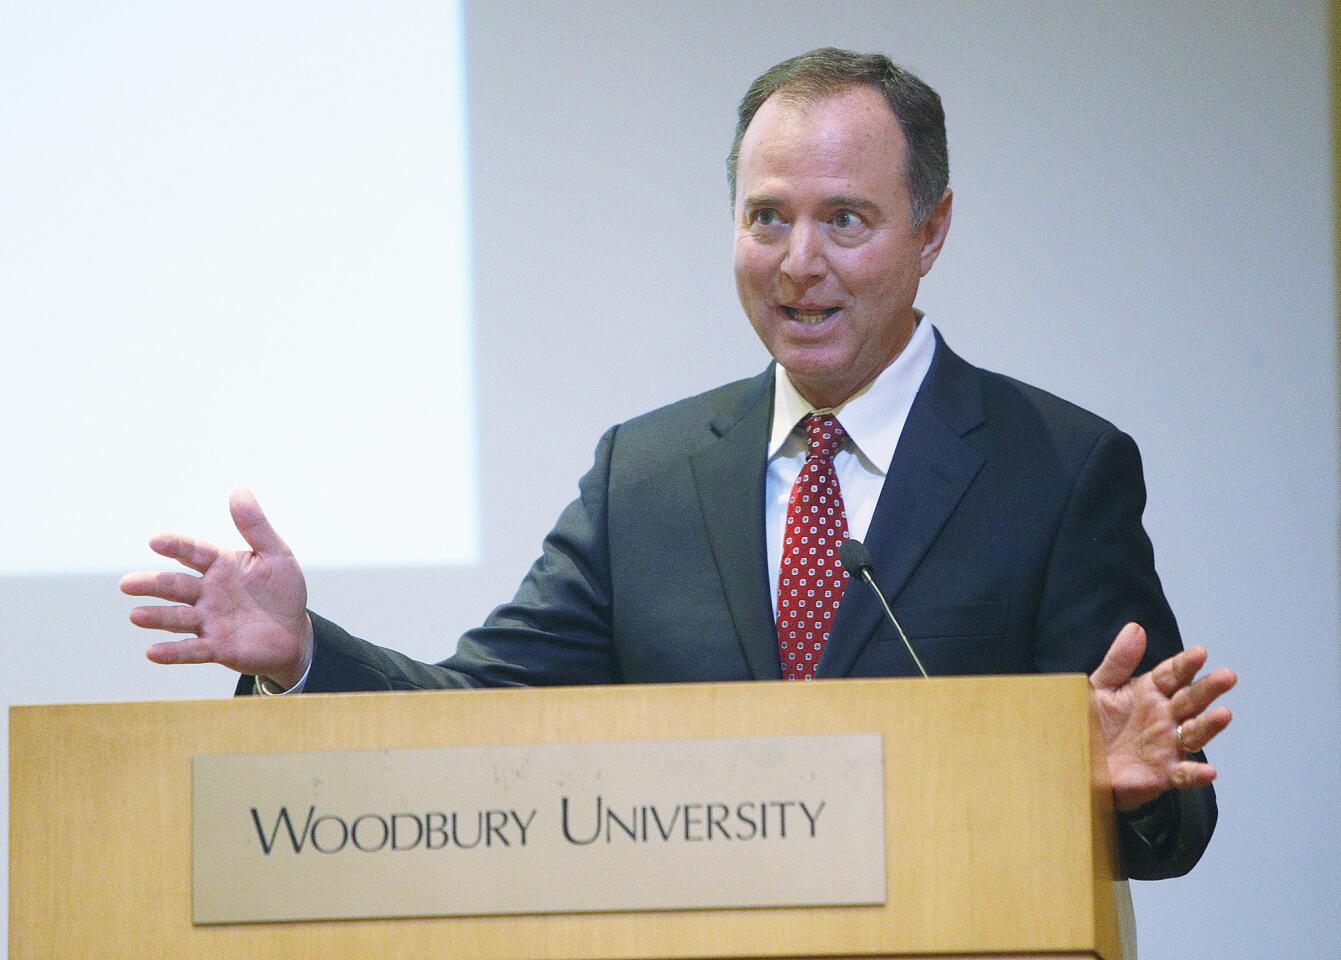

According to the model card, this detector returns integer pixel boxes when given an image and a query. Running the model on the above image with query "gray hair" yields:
[727,48,949,226]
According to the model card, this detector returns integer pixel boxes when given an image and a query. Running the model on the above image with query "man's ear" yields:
[918,188,953,276]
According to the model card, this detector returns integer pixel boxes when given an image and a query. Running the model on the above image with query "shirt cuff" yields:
[253,652,313,696]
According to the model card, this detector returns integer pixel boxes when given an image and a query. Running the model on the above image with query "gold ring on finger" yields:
[1175,722,1190,754]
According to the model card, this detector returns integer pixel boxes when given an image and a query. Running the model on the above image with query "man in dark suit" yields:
[121,49,1235,880]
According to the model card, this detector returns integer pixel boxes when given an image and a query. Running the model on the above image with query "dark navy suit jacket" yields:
[263,332,1216,878]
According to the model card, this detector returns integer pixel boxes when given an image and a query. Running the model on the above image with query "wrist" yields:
[265,614,315,691]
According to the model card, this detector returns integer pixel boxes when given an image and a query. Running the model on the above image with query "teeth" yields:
[785,307,837,324]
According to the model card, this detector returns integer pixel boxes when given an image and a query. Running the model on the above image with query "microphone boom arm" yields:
[858,568,929,679]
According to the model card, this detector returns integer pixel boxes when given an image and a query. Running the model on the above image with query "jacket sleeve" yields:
[1033,426,1216,880]
[238,426,623,694]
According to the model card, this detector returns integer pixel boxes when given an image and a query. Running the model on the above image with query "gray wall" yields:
[3,2,1337,956]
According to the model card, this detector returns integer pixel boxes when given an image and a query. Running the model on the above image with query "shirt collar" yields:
[767,312,937,474]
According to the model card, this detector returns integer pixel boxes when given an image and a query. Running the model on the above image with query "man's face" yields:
[732,85,951,409]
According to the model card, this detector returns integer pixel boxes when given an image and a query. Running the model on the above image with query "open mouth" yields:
[783,306,840,324]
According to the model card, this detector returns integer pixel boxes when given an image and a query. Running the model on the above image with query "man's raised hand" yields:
[1090,622,1237,812]
[120,489,313,690]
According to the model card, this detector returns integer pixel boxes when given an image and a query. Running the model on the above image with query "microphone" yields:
[838,539,929,679]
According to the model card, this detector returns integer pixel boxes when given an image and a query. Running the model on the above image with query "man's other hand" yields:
[1090,622,1237,812]
[120,488,313,690]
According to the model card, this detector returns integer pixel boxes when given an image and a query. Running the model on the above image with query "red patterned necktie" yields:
[776,414,851,681]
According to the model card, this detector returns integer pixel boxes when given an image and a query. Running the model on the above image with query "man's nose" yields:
[779,221,826,286]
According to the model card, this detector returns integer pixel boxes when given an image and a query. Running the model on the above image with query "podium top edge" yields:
[9,673,1090,717]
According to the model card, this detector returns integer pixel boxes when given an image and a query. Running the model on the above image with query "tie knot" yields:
[804,414,846,461]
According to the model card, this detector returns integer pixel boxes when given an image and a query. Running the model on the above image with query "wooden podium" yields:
[10,675,1133,959]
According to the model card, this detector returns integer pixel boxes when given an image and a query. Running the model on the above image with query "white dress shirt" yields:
[765,315,937,615]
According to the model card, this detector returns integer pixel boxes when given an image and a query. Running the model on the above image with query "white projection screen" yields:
[1,2,1337,958]
[0,0,478,574]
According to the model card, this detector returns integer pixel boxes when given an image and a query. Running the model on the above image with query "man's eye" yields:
[751,208,781,226]
[833,209,862,229]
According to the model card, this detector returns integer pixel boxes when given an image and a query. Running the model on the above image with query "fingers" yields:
[119,570,202,604]
[129,603,201,634]
[137,491,281,574]
[1177,705,1234,753]
[1171,666,1238,721]
[147,532,221,575]
[146,636,217,665]
[1089,622,1146,690]
[1168,759,1218,790]
[230,488,290,558]
[1150,644,1209,698]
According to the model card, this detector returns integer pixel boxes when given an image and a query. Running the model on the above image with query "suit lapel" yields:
[689,368,781,680]
[817,336,987,678]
